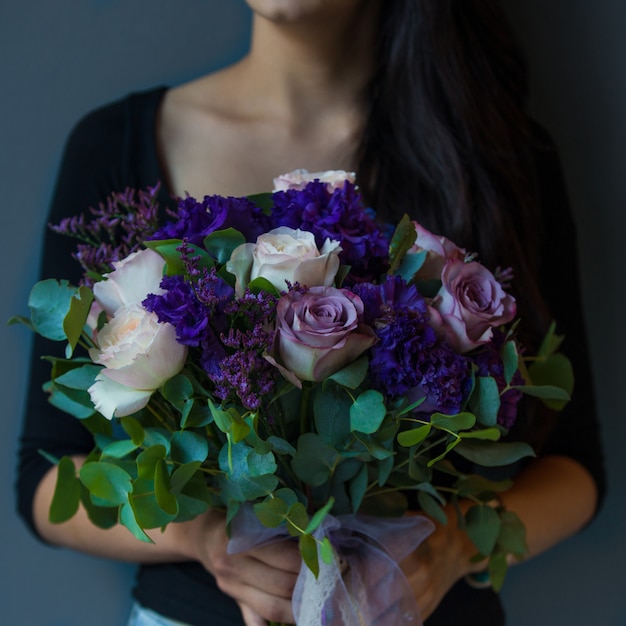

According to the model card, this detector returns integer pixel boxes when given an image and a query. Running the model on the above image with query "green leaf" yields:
[63,285,94,358]
[397,250,426,283]
[350,465,368,513]
[130,480,177,529]
[468,377,500,427]
[170,430,209,464]
[417,491,447,525]
[246,192,274,212]
[7,315,35,331]
[170,461,202,494]
[54,365,102,390]
[455,440,535,467]
[465,504,501,556]
[136,445,167,480]
[28,279,78,341]
[527,352,574,411]
[121,417,145,446]
[536,321,564,358]
[119,502,153,543]
[287,502,310,537]
[146,240,214,275]
[328,356,369,389]
[430,412,476,432]
[387,214,417,275]
[501,341,519,386]
[459,427,501,441]
[314,384,352,446]
[254,497,289,528]
[299,533,319,578]
[320,537,335,565]
[456,475,513,499]
[204,228,246,265]
[49,457,81,523]
[306,497,335,534]
[397,424,431,447]
[79,461,133,506]
[246,276,281,297]
[47,383,95,419]
[161,374,194,410]
[101,439,138,459]
[349,390,386,434]
[497,510,528,558]
[513,383,571,404]
[292,433,339,486]
[488,550,508,592]
[155,460,178,516]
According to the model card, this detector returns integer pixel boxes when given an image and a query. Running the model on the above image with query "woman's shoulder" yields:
[64,86,168,158]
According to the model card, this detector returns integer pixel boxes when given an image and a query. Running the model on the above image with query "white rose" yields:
[272,168,356,192]
[88,304,187,419]
[226,227,341,295]
[93,248,165,316]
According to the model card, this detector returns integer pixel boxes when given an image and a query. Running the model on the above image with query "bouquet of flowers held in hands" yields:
[14,169,573,625]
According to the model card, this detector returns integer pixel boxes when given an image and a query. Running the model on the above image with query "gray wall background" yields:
[1,1,623,624]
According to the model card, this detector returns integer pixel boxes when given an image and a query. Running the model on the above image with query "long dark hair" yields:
[357,0,549,345]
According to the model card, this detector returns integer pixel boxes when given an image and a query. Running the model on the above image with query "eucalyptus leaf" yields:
[350,390,386,434]
[54,365,102,391]
[350,465,368,513]
[456,440,535,467]
[171,430,209,464]
[430,412,476,433]
[501,341,519,386]
[254,496,289,528]
[306,497,335,534]
[287,502,310,537]
[328,356,369,389]
[465,504,501,556]
[488,550,508,592]
[314,384,352,446]
[527,352,574,411]
[292,433,339,486]
[170,461,202,494]
[387,214,417,274]
[47,384,95,419]
[155,460,178,516]
[397,424,431,448]
[299,533,319,578]
[102,439,138,459]
[49,456,80,523]
[79,461,133,506]
[417,491,447,525]
[28,279,77,341]
[468,377,500,427]
[63,285,94,358]
[136,445,167,480]
[120,502,153,543]
[397,250,426,283]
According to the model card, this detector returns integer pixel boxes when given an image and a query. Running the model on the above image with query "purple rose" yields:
[409,221,466,280]
[429,259,516,353]
[268,286,377,384]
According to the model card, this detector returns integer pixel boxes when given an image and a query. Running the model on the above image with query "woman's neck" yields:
[232,3,380,128]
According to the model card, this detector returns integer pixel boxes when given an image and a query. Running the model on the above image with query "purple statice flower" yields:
[50,184,162,283]
[209,288,278,410]
[470,329,524,429]
[356,276,472,414]
[149,194,271,247]
[270,180,389,282]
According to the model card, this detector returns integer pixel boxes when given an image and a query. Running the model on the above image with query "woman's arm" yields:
[33,456,300,625]
[401,454,598,621]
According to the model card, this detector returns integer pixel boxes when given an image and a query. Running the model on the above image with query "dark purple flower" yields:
[150,194,271,246]
[357,276,472,414]
[270,181,389,282]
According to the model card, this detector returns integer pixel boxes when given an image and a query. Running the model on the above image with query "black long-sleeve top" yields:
[15,87,606,626]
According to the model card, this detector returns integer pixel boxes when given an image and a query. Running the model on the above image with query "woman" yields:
[16,1,605,625]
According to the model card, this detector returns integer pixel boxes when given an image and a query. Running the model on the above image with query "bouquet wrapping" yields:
[13,169,574,625]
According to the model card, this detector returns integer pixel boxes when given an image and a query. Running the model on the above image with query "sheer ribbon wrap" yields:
[228,506,434,626]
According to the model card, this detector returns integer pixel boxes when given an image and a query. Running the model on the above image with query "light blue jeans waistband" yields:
[126,602,193,626]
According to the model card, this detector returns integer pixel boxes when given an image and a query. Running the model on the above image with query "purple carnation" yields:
[356,276,472,414]
[150,194,271,246]
[270,180,389,282]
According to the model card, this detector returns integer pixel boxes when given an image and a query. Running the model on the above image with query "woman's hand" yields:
[180,508,301,625]
[400,506,484,621]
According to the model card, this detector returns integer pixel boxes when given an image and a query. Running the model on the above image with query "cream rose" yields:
[226,227,341,295]
[88,304,187,419]
[93,248,165,316]
[273,168,356,192]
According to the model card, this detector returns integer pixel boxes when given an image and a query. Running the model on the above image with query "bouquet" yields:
[13,169,573,625]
